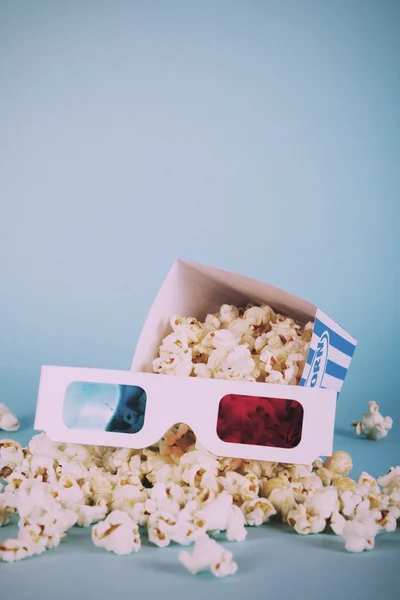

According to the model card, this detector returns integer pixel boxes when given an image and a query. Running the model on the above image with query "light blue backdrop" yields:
[0,1,399,597]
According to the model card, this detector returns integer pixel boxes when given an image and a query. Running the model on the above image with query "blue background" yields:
[0,0,399,597]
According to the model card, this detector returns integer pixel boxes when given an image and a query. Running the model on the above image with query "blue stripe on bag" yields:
[313,319,356,357]
[325,360,347,381]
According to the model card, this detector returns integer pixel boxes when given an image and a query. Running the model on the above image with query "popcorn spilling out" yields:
[1,434,399,569]
[352,401,393,440]
[0,303,398,574]
[0,404,20,432]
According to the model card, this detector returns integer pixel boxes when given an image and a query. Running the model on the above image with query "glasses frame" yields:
[35,365,337,464]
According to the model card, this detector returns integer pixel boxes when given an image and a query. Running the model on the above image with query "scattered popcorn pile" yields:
[0,404,20,432]
[0,305,398,576]
[1,436,399,573]
[352,401,393,441]
[153,304,313,385]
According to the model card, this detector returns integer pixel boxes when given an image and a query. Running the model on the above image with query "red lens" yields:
[216,394,303,449]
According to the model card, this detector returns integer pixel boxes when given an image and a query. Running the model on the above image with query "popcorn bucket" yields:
[131,260,357,395]
[34,260,357,465]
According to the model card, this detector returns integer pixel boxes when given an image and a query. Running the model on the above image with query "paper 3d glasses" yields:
[34,365,337,464]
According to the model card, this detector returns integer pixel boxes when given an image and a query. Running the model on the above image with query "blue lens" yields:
[63,382,147,433]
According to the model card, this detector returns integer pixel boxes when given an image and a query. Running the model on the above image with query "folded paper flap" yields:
[180,260,317,321]
[132,259,317,373]
[301,308,357,394]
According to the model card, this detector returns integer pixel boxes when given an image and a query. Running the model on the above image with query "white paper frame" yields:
[35,365,337,464]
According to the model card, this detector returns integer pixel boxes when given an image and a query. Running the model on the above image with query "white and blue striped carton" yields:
[131,259,357,461]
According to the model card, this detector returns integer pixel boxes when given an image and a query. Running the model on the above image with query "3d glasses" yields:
[34,365,337,464]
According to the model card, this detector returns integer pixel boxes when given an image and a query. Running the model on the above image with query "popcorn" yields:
[341,517,380,553]
[211,329,241,351]
[102,447,138,474]
[270,317,300,342]
[193,492,247,542]
[291,474,324,500]
[129,501,150,527]
[167,503,205,546]
[375,506,400,533]
[148,510,179,547]
[323,451,353,476]
[12,480,57,520]
[152,302,310,386]
[265,371,287,385]
[282,463,313,480]
[0,439,24,478]
[261,477,287,498]
[19,507,77,549]
[152,352,193,377]
[28,433,64,461]
[225,505,247,542]
[86,468,115,505]
[268,488,296,522]
[241,498,276,526]
[303,487,339,519]
[243,305,274,327]
[179,450,220,487]
[213,345,256,381]
[312,457,324,471]
[340,490,363,518]
[220,471,259,503]
[377,467,400,508]
[219,304,239,324]
[92,510,141,555]
[315,468,333,487]
[62,443,94,467]
[354,499,382,522]
[287,504,326,535]
[76,501,108,527]
[354,472,382,510]
[170,315,204,343]
[110,481,146,513]
[228,317,254,337]
[0,403,20,432]
[203,314,221,333]
[30,456,58,484]
[331,477,357,494]
[254,334,268,353]
[352,401,393,440]
[377,466,400,495]
[330,511,346,535]
[303,321,314,342]
[178,534,238,577]
[158,332,191,357]
[0,492,15,526]
[240,333,256,353]
[53,474,86,510]
[0,538,42,562]
[141,449,176,482]
[193,363,212,378]
[239,459,263,478]
[145,482,181,516]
